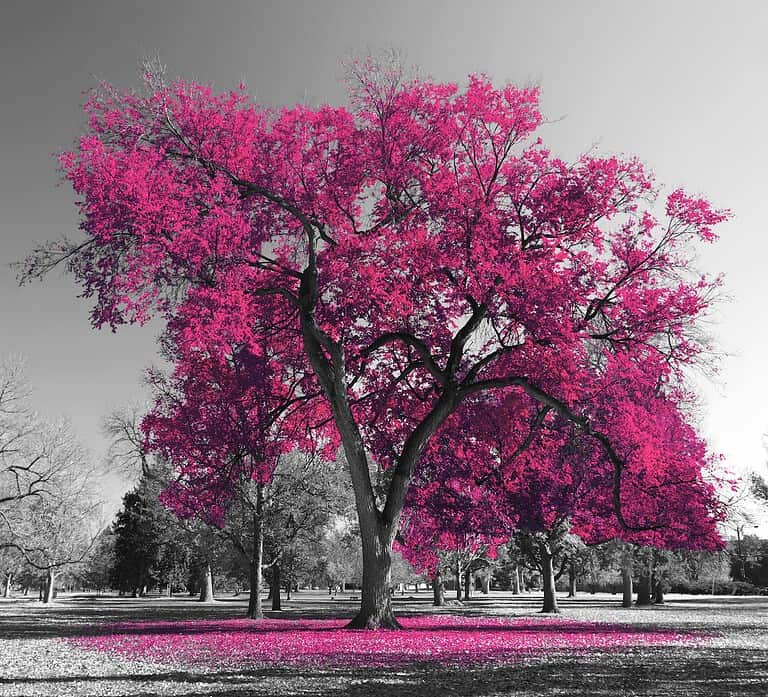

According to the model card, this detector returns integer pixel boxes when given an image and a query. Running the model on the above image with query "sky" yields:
[1,0,767,525]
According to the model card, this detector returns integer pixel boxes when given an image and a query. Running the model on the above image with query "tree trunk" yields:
[432,569,446,606]
[199,562,214,603]
[247,489,265,619]
[3,573,11,598]
[653,578,665,605]
[636,574,653,606]
[463,568,472,601]
[512,564,521,595]
[347,525,399,628]
[566,560,577,598]
[455,559,463,601]
[481,571,491,594]
[271,563,282,611]
[43,570,55,604]
[540,543,560,614]
[621,563,634,608]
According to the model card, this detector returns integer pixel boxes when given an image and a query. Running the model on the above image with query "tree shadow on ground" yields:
[0,647,766,697]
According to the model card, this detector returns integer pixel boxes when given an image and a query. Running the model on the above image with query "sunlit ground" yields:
[0,591,766,696]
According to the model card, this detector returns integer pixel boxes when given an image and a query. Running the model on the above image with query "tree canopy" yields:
[22,59,728,626]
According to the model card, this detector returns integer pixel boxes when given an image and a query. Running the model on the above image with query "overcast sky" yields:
[1,1,767,521]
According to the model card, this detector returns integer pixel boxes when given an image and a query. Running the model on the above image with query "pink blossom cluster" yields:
[69,615,705,668]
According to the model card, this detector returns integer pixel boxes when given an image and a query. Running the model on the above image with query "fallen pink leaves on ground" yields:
[68,615,709,668]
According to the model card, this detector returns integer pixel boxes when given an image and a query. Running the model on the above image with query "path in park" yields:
[0,592,766,696]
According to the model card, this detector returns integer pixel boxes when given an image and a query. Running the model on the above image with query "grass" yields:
[0,590,766,696]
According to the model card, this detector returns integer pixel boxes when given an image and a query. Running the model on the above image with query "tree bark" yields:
[621,563,634,608]
[512,564,521,595]
[3,573,11,598]
[481,571,491,594]
[247,488,265,619]
[539,543,560,614]
[43,569,55,604]
[432,569,446,606]
[199,562,214,603]
[271,563,282,611]
[567,560,577,598]
[653,578,665,605]
[347,526,399,628]
[463,568,472,601]
[636,574,653,606]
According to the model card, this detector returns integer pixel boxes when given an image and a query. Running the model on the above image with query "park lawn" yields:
[0,592,766,696]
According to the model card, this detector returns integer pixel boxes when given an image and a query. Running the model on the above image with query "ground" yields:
[0,590,766,696]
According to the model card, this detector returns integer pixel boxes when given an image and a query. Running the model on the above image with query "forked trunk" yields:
[347,525,399,629]
[432,569,446,606]
[43,570,55,604]
[199,562,214,603]
[271,563,282,611]
[540,543,560,614]
[621,564,634,608]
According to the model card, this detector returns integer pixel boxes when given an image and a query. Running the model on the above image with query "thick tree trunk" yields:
[247,492,265,619]
[463,568,472,601]
[432,569,446,606]
[512,564,521,595]
[481,571,491,594]
[636,574,653,606]
[167,582,172,597]
[3,573,11,598]
[271,563,282,611]
[621,563,634,608]
[43,570,55,604]
[347,525,399,628]
[199,562,214,603]
[540,543,560,614]
[567,560,577,598]
[653,578,665,605]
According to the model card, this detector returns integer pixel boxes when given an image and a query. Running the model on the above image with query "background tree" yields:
[78,527,116,595]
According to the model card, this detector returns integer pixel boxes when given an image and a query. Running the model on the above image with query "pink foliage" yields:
[53,65,731,566]
[69,615,706,668]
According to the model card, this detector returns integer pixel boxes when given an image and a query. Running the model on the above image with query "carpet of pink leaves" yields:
[69,615,706,668]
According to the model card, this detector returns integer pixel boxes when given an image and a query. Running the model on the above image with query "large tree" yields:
[21,60,728,627]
